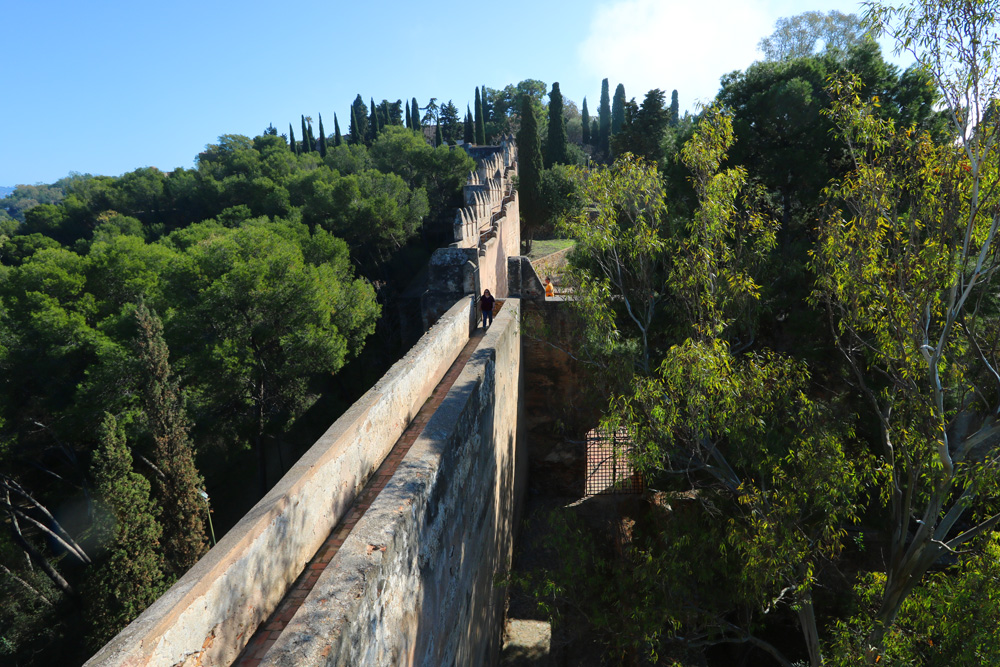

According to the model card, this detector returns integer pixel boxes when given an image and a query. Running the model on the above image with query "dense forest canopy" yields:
[0,105,483,663]
[515,3,1000,666]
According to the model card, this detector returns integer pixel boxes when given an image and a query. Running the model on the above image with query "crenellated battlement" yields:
[452,135,518,250]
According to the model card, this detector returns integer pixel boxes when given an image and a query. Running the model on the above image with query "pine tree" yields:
[581,97,590,146]
[464,106,474,144]
[475,86,486,145]
[135,303,208,576]
[411,97,420,134]
[545,82,568,167]
[598,78,611,157]
[611,83,626,134]
[82,413,165,649]
[318,114,327,157]
[288,123,298,154]
[670,89,680,127]
[516,93,544,252]
[334,114,342,146]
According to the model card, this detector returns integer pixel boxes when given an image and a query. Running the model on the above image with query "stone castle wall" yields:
[258,300,524,666]
[84,300,476,667]
[422,138,520,329]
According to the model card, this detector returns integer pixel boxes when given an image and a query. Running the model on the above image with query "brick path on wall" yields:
[234,328,487,666]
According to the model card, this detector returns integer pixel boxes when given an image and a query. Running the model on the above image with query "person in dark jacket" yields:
[479,289,495,328]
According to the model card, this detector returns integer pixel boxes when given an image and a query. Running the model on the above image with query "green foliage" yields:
[516,94,545,250]
[581,97,590,145]
[350,95,368,145]
[611,83,626,135]
[537,164,584,237]
[82,413,165,650]
[828,533,1000,666]
[759,10,870,61]
[810,0,1000,655]
[439,100,460,145]
[610,89,670,162]
[172,224,378,470]
[464,106,474,144]
[2,179,73,222]
[134,303,208,575]
[545,82,568,168]
[560,155,671,375]
[317,114,327,158]
[598,78,611,157]
[482,80,548,137]
[474,86,486,144]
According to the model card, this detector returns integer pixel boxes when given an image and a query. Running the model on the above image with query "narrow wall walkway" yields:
[234,329,487,666]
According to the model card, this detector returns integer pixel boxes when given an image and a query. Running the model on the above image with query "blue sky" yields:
[2,0,906,186]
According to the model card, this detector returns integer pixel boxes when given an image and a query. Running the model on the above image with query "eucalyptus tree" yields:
[813,0,1000,660]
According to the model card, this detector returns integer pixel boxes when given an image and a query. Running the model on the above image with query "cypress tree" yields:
[289,123,298,154]
[82,413,166,649]
[581,97,590,146]
[481,84,491,123]
[545,82,568,167]
[435,122,443,147]
[306,118,316,152]
[368,97,378,143]
[318,114,327,158]
[611,83,626,134]
[516,93,544,252]
[405,101,411,130]
[301,115,310,152]
[464,106,474,144]
[334,113,342,146]
[598,78,611,157]
[670,89,680,127]
[411,97,420,134]
[475,86,486,145]
[591,119,599,148]
[135,303,208,576]
[350,95,368,144]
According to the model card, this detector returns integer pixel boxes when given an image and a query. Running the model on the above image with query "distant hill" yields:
[0,186,14,198]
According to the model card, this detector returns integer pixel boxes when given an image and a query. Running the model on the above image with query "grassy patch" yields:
[527,239,574,261]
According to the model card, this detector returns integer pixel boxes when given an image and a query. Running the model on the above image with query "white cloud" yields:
[578,0,793,111]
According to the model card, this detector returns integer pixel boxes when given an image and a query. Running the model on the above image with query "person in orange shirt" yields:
[544,277,555,297]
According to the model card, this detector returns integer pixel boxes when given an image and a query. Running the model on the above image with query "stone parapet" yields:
[84,299,475,667]
[258,300,523,667]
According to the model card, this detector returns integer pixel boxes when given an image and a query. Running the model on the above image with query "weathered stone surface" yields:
[259,301,524,667]
[507,256,545,299]
[500,620,552,667]
[521,299,600,497]
[84,299,475,667]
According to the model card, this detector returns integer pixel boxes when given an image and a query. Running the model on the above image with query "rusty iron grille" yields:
[585,427,645,495]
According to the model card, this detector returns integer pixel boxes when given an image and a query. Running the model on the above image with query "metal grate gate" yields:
[585,427,645,495]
